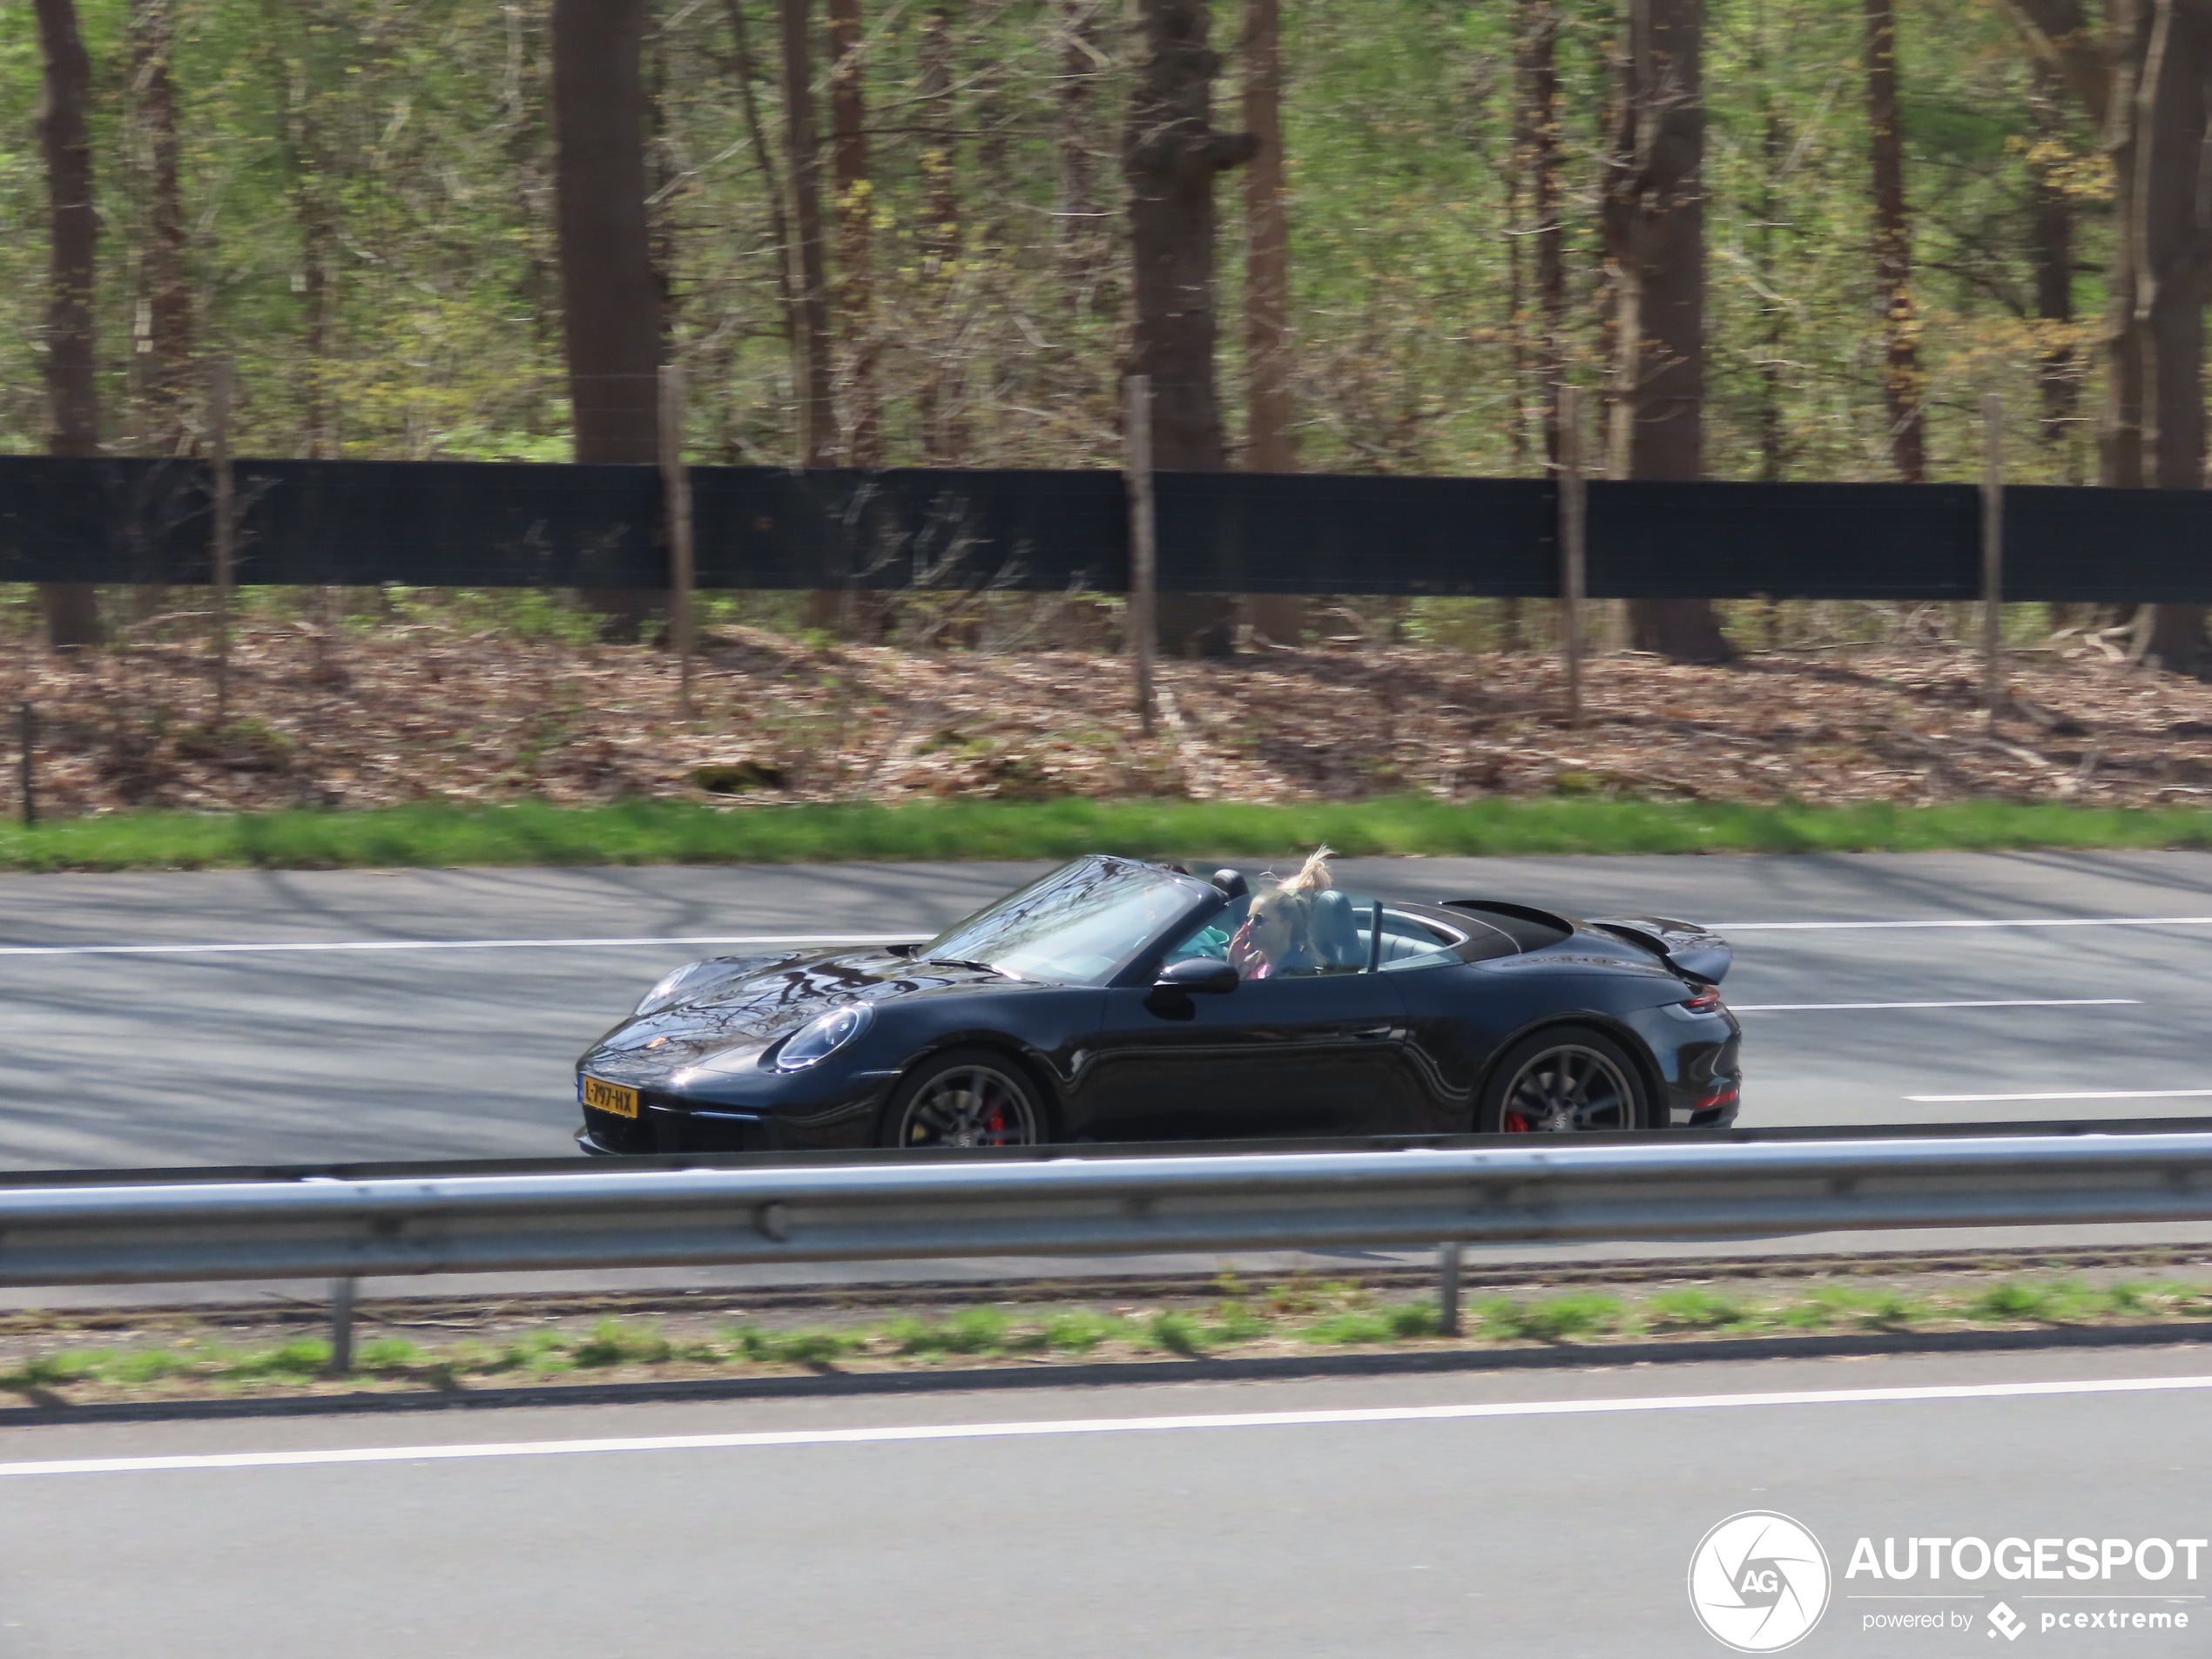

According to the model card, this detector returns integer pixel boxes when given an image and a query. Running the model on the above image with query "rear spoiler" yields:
[1588,915,1733,984]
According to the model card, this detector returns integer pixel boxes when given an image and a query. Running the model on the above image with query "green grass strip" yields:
[9,1277,2212,1403]
[0,795,2208,873]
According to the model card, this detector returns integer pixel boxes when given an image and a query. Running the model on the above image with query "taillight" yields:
[1679,985,1722,1014]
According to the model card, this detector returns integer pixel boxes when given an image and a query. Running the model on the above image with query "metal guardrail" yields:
[8,1131,2212,1289]
[11,1112,2212,1190]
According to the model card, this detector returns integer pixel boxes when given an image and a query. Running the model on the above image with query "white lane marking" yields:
[1733,999,2140,1013]
[0,934,925,959]
[4,1373,2209,1479]
[1905,1088,2212,1103]
[1721,915,2212,931]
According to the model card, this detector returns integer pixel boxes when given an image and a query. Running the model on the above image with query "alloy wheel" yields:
[1497,1043,1638,1133]
[894,1063,1042,1148]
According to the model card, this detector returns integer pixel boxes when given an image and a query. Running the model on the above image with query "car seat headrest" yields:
[1308,889,1364,968]
[1211,869,1249,900]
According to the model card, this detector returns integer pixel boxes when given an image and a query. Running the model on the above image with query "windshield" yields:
[920,858,1207,986]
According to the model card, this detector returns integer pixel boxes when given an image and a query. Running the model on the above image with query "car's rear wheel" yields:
[1478,1025,1648,1134]
[880,1049,1048,1149]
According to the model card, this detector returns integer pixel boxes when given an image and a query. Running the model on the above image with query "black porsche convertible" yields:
[575,854,1742,1155]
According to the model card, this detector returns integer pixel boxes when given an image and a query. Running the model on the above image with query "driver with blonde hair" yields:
[1230,846,1336,980]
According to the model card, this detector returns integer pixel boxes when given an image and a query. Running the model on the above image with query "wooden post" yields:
[659,364,697,718]
[1125,374,1157,737]
[1558,383,1587,729]
[17,703,34,829]
[208,357,235,730]
[1981,392,2005,731]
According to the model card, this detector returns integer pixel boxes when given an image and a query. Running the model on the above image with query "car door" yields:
[1078,892,1419,1140]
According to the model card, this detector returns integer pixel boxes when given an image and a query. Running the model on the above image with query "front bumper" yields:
[578,1100,777,1156]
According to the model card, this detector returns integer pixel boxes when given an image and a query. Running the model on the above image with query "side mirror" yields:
[1156,957,1238,995]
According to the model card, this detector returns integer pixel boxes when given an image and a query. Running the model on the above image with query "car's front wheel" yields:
[880,1048,1049,1149]
[1478,1025,1648,1134]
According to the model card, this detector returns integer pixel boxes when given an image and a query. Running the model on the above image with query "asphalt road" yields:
[3,847,2212,1169]
[0,1347,2205,1656]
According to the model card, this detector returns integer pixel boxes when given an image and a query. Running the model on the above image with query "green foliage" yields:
[1966,1278,2095,1325]
[0,0,2099,486]
[1302,1302,1444,1345]
[1144,1312,1211,1357]
[1040,1310,1123,1353]
[1478,1294,1625,1342]
[1641,1288,1751,1332]
[572,1318,675,1367]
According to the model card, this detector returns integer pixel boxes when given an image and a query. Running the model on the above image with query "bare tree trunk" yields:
[1056,1,1108,307]
[2029,58,2079,462]
[1865,0,1925,482]
[916,4,965,463]
[1755,97,1790,485]
[128,0,192,455]
[2098,0,2152,492]
[1240,0,1300,645]
[1603,0,1732,662]
[552,0,661,638]
[779,0,836,467]
[34,0,102,649]
[827,0,879,468]
[1515,0,1565,465]
[2134,0,2210,670]
[720,0,801,402]
[1127,0,1256,657]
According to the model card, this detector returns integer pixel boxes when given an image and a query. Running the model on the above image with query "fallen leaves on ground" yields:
[9,618,2209,816]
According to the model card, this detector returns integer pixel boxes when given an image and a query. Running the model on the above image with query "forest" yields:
[0,1,2107,491]
[8,0,2212,824]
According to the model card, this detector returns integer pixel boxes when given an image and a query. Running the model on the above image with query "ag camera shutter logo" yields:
[1688,1511,1832,1652]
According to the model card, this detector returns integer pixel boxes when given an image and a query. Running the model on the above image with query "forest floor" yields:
[7,617,2208,821]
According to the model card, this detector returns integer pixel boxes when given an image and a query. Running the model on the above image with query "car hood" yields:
[580,948,1011,1080]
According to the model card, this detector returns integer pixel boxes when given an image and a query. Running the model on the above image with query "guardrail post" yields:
[1437,1240,1463,1336]
[328,1276,357,1375]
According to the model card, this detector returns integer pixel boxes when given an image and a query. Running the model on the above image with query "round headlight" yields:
[777,1002,873,1070]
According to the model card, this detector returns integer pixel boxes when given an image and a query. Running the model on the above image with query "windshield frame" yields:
[916,856,1221,988]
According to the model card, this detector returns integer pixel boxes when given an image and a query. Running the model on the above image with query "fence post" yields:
[327,1275,357,1376]
[17,704,34,829]
[659,365,697,718]
[1124,374,1158,737]
[1981,393,2005,731]
[208,358,236,731]
[1558,384,1587,729]
[1437,1240,1463,1336]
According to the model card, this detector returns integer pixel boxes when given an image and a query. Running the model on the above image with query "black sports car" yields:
[575,858,1743,1158]
[575,853,1742,1155]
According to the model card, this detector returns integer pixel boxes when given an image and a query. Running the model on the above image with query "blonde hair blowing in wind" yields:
[1275,845,1335,897]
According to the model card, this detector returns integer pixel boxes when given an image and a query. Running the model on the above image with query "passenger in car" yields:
[1231,846,1340,979]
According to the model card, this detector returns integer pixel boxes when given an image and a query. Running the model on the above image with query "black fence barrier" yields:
[0,454,2205,600]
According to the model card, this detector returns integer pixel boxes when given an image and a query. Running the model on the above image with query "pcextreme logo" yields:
[1689,1511,1833,1653]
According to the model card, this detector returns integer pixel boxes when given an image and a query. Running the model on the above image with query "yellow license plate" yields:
[581,1076,639,1119]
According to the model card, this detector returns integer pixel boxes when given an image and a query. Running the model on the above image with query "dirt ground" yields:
[9,612,2208,817]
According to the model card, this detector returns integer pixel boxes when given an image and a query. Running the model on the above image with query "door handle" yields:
[1346,1024,1395,1041]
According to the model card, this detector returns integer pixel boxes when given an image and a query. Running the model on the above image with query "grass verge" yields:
[7,1276,2211,1406]
[2,795,2212,873]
